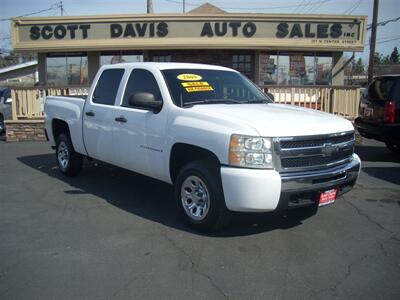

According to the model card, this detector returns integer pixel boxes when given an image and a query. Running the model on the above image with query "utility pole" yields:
[147,0,153,14]
[368,0,379,84]
[183,0,186,13]
[60,1,64,16]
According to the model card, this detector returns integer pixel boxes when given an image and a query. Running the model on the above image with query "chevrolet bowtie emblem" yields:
[322,142,339,156]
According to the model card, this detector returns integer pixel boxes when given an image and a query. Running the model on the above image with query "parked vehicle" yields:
[355,75,400,153]
[0,87,12,134]
[45,63,361,230]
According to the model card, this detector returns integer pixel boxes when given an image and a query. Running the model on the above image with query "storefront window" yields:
[152,55,172,62]
[315,56,332,85]
[258,53,277,85]
[260,52,332,86]
[279,53,315,85]
[100,51,143,66]
[46,53,88,86]
[232,54,253,80]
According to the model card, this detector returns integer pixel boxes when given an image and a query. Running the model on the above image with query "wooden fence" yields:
[10,85,361,120]
[11,86,89,120]
[262,85,361,119]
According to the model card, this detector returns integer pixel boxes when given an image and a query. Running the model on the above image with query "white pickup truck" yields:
[45,62,360,230]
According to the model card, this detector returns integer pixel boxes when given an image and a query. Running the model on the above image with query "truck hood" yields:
[189,103,354,137]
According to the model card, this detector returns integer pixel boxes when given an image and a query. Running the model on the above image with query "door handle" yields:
[85,111,95,117]
[115,116,127,123]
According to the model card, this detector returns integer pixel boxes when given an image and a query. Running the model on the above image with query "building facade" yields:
[11,6,367,87]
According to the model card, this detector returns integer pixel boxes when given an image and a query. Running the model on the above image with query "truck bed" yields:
[45,96,87,155]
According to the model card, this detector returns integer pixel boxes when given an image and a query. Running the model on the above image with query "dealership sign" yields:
[12,15,366,52]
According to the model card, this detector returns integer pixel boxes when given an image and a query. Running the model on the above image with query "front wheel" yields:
[174,160,230,231]
[385,142,400,154]
[56,133,83,176]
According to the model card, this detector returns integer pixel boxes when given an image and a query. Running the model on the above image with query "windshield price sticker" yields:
[181,81,210,87]
[177,74,202,81]
[185,86,214,93]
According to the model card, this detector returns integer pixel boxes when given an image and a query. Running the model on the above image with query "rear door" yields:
[360,76,399,122]
[83,68,125,163]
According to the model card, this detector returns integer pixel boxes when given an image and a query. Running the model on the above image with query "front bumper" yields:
[220,154,361,212]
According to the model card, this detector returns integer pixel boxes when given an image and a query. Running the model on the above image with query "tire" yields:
[56,133,83,176]
[385,142,400,154]
[174,160,230,231]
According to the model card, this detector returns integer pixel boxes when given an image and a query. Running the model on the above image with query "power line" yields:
[343,0,363,14]
[367,16,400,30]
[0,1,62,22]
[162,0,333,11]
[293,0,308,13]
[297,0,315,13]
[375,34,400,41]
[376,37,400,44]
[305,0,328,13]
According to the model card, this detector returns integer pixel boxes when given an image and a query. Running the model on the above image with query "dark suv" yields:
[355,75,400,153]
[0,87,12,134]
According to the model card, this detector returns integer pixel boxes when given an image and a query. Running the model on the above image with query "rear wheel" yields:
[385,142,400,154]
[174,160,230,231]
[56,133,83,176]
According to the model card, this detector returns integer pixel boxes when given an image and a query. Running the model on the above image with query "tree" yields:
[0,51,18,68]
[374,52,383,64]
[383,54,391,64]
[0,51,37,68]
[354,58,365,74]
[390,47,399,64]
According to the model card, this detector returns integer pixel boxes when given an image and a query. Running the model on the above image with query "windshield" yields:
[161,69,272,107]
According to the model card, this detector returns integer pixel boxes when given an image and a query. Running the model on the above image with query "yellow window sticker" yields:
[181,81,210,87]
[185,86,214,93]
[177,74,202,81]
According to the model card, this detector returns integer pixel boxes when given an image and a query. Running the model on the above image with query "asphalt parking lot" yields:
[0,138,399,299]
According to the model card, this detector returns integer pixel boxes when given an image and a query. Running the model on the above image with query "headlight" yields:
[229,134,274,169]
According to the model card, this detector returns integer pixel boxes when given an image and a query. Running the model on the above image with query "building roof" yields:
[0,61,37,75]
[188,2,227,14]
[101,62,234,72]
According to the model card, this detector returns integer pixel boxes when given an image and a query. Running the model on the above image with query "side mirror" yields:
[5,98,12,105]
[128,92,162,113]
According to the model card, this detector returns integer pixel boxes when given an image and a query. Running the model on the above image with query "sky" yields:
[1,0,399,63]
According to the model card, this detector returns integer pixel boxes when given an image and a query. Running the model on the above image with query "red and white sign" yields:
[319,189,338,207]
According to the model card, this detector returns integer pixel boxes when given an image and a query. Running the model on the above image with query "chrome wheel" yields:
[57,141,69,169]
[181,175,210,221]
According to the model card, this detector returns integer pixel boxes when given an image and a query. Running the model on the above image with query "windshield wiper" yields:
[245,99,270,104]
[183,98,243,107]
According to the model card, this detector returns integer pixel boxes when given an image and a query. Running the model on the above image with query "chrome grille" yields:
[274,131,355,172]
[279,133,355,149]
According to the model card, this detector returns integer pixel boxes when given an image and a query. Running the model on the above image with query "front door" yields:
[112,68,167,179]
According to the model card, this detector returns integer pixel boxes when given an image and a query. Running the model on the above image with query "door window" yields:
[368,78,397,101]
[122,69,163,107]
[92,69,124,105]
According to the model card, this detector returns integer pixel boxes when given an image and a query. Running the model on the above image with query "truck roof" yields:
[102,62,236,72]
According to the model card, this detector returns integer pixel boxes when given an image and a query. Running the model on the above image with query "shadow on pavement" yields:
[355,144,400,163]
[362,167,400,185]
[18,153,316,237]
